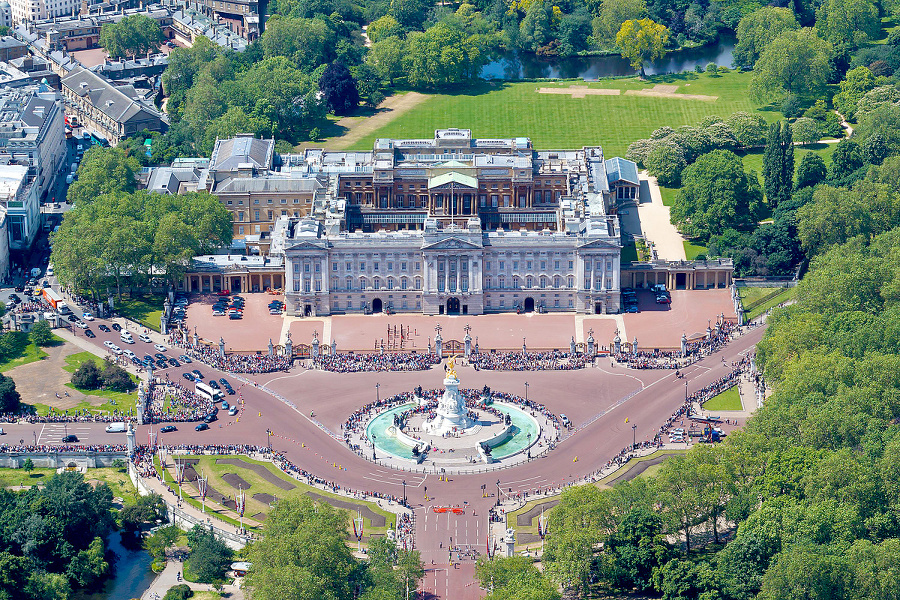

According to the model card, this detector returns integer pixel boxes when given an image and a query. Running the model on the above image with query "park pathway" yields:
[632,173,688,261]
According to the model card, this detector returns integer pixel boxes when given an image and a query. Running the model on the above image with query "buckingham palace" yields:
[171,129,733,315]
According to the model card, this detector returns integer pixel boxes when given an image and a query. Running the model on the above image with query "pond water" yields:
[76,532,156,600]
[481,37,736,80]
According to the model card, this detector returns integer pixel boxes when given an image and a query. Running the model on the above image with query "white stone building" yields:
[9,0,79,26]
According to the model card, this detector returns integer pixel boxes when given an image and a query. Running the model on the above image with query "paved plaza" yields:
[185,289,734,352]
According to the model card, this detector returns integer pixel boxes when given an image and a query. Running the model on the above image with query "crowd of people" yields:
[166,334,292,374]
[316,352,440,373]
[615,319,741,370]
[470,350,587,371]
[144,379,214,423]
[0,443,128,453]
[11,301,45,314]
[0,408,136,424]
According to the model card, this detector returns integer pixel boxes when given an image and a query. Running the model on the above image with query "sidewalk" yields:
[141,560,244,600]
[633,173,687,261]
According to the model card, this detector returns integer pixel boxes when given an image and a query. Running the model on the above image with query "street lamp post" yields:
[684,380,688,401]
[632,424,637,451]
[524,381,529,403]
[372,434,377,461]
[496,479,501,507]
[402,479,406,505]
[376,382,380,403]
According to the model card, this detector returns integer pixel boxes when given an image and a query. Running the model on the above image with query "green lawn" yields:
[621,241,639,263]
[683,240,707,260]
[353,71,783,156]
[702,386,743,411]
[738,143,837,191]
[740,286,796,321]
[0,465,137,501]
[155,455,394,539]
[0,341,47,372]
[116,294,164,332]
[659,185,679,207]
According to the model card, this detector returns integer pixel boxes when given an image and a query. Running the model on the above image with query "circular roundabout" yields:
[347,358,561,473]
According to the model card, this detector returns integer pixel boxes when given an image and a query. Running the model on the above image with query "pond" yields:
[481,37,736,80]
[76,532,156,600]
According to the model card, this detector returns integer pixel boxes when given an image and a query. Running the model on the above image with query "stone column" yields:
[435,332,442,357]
[219,337,225,358]
[464,333,471,358]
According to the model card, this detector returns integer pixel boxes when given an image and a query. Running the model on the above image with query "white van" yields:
[105,422,127,433]
[120,332,134,344]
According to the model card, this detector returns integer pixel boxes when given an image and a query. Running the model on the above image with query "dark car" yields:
[160,425,177,433]
[67,314,78,322]
[203,413,217,423]
[131,357,142,366]
[625,305,640,313]
[195,423,209,431]
[229,313,242,320]
[98,324,110,332]
[208,380,220,390]
[84,329,96,338]
[225,387,235,395]
[154,352,166,360]
[111,323,121,331]
[143,354,154,362]
[168,358,180,367]
[179,355,192,363]
[8,294,20,303]
[156,360,168,369]
[14,285,23,292]
[182,372,195,381]
[62,434,78,443]
[191,369,203,379]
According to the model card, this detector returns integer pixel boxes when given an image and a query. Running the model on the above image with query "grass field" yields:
[738,143,837,189]
[155,455,394,541]
[117,294,164,332]
[739,286,796,320]
[353,71,782,156]
[55,351,139,414]
[0,465,138,501]
[683,240,707,260]
[702,386,743,411]
[0,341,47,372]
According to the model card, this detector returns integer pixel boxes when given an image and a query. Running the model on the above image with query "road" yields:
[0,291,765,598]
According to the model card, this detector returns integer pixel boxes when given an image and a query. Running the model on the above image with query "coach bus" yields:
[195,381,224,403]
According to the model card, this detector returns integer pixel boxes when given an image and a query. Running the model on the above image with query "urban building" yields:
[0,164,40,251]
[0,37,27,61]
[170,8,248,51]
[61,65,167,144]
[0,84,65,210]
[184,0,260,41]
[13,6,172,49]
[9,0,79,26]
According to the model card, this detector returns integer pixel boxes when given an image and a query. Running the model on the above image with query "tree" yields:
[757,545,853,600]
[367,37,407,86]
[184,526,231,584]
[101,363,134,393]
[671,150,763,242]
[260,16,335,72]
[763,121,794,207]
[23,458,33,473]
[726,111,768,147]
[817,0,880,53]
[796,153,828,189]
[319,62,359,115]
[66,147,139,207]
[244,496,362,600]
[615,18,669,77]
[791,117,821,145]
[66,537,108,589]
[594,0,646,47]
[475,556,561,600]
[71,360,101,390]
[732,7,799,69]
[388,0,431,29]
[862,133,888,165]
[606,506,671,591]
[163,584,193,600]
[29,321,52,347]
[830,139,864,180]
[405,23,485,88]
[366,15,403,43]
[832,66,877,120]
[99,14,164,59]
[0,373,21,414]
[749,28,832,102]
[645,143,686,186]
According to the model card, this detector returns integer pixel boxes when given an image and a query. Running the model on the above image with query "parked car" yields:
[168,358,180,367]
[179,355,192,363]
[191,369,203,379]
[111,323,121,331]
[195,423,209,431]
[84,329,96,338]
[154,343,167,352]
[139,333,152,343]
[98,324,111,332]
[182,372,195,381]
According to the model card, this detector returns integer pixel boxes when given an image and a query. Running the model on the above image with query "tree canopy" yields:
[732,7,799,69]
[671,150,763,241]
[615,18,669,76]
[749,28,832,102]
[99,14,164,59]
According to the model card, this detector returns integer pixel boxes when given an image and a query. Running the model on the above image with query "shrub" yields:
[72,360,102,390]
[163,584,193,600]
[101,362,135,393]
[30,320,53,347]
